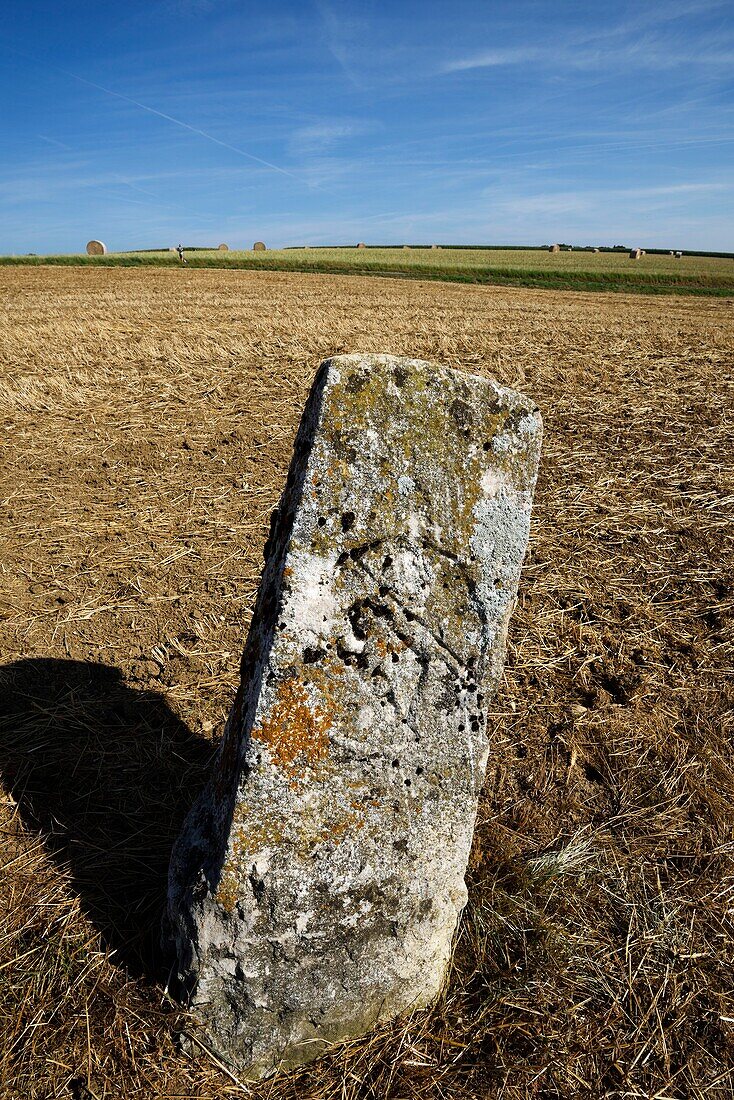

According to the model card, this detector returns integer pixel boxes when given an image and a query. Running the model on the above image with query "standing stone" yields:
[167,353,542,1080]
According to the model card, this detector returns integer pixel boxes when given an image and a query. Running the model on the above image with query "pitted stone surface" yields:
[167,353,542,1079]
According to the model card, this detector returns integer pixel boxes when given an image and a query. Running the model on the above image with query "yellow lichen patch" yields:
[251,675,334,781]
[216,815,286,912]
[216,867,240,913]
[317,357,529,557]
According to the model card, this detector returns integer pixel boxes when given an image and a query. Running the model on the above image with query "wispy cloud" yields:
[619,182,731,196]
[587,0,729,42]
[478,181,732,228]
[442,41,734,74]
[314,0,368,90]
[1,1,732,253]
[442,47,542,73]
[37,134,73,151]
[441,0,733,74]
[290,122,357,155]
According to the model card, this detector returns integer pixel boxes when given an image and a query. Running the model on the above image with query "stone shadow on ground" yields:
[0,658,215,980]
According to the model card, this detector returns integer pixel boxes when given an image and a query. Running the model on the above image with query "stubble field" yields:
[5,248,734,297]
[0,265,732,1099]
[80,247,734,277]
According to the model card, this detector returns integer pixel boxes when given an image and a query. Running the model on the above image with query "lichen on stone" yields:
[166,353,542,1081]
[251,674,333,780]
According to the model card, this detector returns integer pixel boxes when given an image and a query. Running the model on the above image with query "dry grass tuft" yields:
[0,266,732,1098]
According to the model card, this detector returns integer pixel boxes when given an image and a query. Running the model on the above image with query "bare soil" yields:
[0,266,732,1099]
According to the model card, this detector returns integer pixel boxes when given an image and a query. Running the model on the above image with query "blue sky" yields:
[1,0,733,253]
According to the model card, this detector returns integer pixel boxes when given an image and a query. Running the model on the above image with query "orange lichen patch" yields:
[320,815,356,842]
[251,675,334,780]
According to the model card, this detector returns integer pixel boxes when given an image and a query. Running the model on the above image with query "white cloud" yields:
[442,41,734,74]
[441,1,734,75]
[290,122,356,155]
[314,0,368,90]
[441,47,542,73]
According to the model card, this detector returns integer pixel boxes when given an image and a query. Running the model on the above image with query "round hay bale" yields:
[549,243,560,253]
[218,243,229,251]
[592,248,600,253]
[356,242,366,249]
[403,245,410,250]
[253,241,266,251]
[431,244,440,250]
[629,248,642,260]
[86,240,107,256]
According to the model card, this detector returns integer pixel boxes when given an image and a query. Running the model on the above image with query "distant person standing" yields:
[176,243,187,264]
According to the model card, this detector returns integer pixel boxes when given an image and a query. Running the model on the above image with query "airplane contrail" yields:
[59,67,307,185]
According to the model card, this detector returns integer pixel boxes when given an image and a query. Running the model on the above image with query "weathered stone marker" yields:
[167,354,542,1079]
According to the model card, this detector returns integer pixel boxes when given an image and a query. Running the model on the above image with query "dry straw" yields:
[218,244,229,252]
[0,264,732,1100]
[253,242,266,251]
[86,240,107,256]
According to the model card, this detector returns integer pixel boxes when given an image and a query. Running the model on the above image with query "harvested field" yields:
[4,248,734,297]
[0,265,732,1099]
